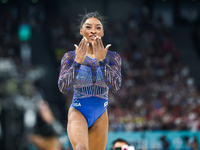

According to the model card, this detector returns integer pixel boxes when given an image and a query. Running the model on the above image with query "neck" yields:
[86,44,95,58]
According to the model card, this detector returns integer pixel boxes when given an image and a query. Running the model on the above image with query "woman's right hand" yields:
[74,37,89,64]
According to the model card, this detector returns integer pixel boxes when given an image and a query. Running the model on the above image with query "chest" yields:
[74,56,105,85]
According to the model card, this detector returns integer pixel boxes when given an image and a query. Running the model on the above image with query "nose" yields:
[91,27,96,34]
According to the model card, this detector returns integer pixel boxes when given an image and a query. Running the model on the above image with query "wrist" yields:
[98,56,106,62]
[73,61,81,68]
[99,59,107,65]
[74,58,83,64]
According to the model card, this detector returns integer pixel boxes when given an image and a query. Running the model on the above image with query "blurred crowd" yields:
[47,10,200,132]
[0,6,61,150]
[107,14,200,132]
[0,7,20,70]
[0,7,23,98]
[193,14,200,56]
[0,6,45,100]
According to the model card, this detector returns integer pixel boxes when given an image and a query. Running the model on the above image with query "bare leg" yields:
[67,107,89,150]
[88,110,109,150]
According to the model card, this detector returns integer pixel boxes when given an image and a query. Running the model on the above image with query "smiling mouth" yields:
[89,35,96,40]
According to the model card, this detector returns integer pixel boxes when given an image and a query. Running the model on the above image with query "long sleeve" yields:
[58,51,80,93]
[99,51,122,93]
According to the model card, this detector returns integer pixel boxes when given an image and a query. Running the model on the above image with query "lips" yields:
[89,35,96,40]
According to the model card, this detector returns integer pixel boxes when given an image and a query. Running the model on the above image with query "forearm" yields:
[39,137,58,150]
[29,135,61,150]
[58,61,81,93]
[99,59,122,93]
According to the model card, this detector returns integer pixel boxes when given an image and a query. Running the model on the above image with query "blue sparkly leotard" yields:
[58,50,122,127]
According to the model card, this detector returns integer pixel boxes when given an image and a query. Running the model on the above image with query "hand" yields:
[92,36,111,61]
[74,37,89,64]
[29,134,62,150]
[28,101,62,150]
[38,101,55,124]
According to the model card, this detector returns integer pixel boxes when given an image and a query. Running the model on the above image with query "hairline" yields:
[112,138,130,147]
[82,18,103,27]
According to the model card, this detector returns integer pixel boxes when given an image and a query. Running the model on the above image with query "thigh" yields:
[88,110,109,150]
[67,107,89,150]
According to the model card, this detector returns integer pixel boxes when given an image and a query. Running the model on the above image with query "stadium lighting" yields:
[31,0,38,3]
[18,23,31,42]
[1,0,8,4]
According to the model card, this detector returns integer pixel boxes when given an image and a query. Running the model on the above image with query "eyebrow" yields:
[85,23,101,26]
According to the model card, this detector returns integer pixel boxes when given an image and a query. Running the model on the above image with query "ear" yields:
[101,30,104,37]
[80,28,83,36]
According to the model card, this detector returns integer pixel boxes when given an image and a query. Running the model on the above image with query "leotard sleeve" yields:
[99,51,122,93]
[58,51,80,93]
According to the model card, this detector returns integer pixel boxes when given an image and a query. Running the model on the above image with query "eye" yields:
[97,27,102,29]
[86,26,91,29]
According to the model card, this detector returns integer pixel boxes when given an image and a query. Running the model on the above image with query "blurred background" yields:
[0,0,200,149]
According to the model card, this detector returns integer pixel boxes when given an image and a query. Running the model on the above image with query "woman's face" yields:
[80,17,104,44]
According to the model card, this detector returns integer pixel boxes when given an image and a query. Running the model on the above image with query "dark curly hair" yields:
[79,11,106,29]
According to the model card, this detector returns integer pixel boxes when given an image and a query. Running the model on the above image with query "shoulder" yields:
[106,50,121,60]
[107,50,120,56]
[61,50,75,64]
[63,50,75,58]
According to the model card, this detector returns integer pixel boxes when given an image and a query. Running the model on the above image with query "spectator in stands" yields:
[29,101,62,150]
[112,138,129,150]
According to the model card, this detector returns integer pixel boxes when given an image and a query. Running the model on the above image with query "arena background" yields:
[0,0,200,149]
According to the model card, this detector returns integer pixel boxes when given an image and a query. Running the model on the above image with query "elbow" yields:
[112,88,120,93]
[58,81,68,94]
[58,86,67,94]
[59,88,67,94]
[111,85,121,93]
[109,80,121,93]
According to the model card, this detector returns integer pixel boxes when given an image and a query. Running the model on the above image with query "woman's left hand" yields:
[92,36,111,61]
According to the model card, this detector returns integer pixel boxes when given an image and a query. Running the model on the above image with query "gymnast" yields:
[58,11,122,150]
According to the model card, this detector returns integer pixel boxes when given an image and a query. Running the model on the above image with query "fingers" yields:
[99,37,104,50]
[105,44,111,51]
[78,37,88,51]
[74,44,78,50]
[96,36,101,49]
[92,41,96,55]
[86,43,89,53]
[78,38,84,49]
[93,36,101,51]
[82,38,88,51]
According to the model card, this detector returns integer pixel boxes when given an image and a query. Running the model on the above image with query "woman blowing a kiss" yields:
[58,11,122,150]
